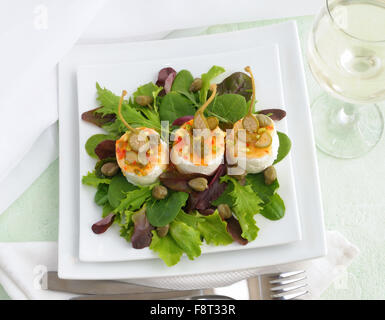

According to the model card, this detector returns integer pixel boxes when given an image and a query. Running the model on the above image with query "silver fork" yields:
[248,270,309,300]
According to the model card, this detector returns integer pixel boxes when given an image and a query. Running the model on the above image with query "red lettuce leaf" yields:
[186,164,227,212]
[95,140,116,160]
[81,107,116,127]
[131,212,154,249]
[156,67,177,96]
[172,115,194,126]
[198,207,216,216]
[258,109,286,121]
[91,213,115,234]
[226,216,248,245]
[159,166,209,194]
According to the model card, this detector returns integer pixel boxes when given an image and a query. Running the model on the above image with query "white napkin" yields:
[0,231,359,300]
[0,0,323,215]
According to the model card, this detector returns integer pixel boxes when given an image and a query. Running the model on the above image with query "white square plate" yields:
[58,21,326,279]
[77,45,301,262]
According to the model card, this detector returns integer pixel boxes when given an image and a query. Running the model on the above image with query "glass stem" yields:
[336,103,357,126]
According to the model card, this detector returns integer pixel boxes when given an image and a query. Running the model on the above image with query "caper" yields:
[264,166,277,185]
[242,114,259,133]
[255,131,272,148]
[135,95,153,106]
[156,224,169,238]
[189,78,202,92]
[128,133,148,152]
[188,177,208,192]
[255,114,273,127]
[152,185,168,200]
[207,116,219,130]
[217,204,232,220]
[236,129,254,143]
[193,112,209,130]
[125,150,138,164]
[100,162,119,177]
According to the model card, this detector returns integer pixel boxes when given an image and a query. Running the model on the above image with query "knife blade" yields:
[46,272,191,295]
[70,290,202,300]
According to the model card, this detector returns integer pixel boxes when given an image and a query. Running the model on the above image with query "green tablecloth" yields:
[1,15,384,300]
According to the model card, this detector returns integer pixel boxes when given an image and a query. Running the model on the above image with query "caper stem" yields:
[118,90,139,134]
[196,83,217,116]
[244,66,256,115]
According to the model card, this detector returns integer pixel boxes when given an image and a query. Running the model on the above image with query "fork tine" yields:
[269,275,307,285]
[271,289,309,300]
[269,270,306,279]
[270,283,308,293]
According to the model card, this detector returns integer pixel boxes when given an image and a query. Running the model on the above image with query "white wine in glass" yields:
[307,0,385,158]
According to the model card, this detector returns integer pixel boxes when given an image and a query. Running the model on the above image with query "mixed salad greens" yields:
[81,65,291,266]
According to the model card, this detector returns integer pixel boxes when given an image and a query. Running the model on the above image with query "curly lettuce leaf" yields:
[220,176,262,241]
[150,231,184,267]
[113,187,152,213]
[169,220,201,260]
[196,211,233,246]
[95,82,161,131]
[82,171,111,188]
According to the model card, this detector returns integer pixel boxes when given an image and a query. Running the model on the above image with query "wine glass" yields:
[307,0,385,158]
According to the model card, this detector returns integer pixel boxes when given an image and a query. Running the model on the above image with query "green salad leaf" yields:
[246,172,285,221]
[82,171,111,188]
[159,92,196,124]
[217,72,252,101]
[260,193,285,220]
[207,94,248,123]
[133,82,163,113]
[171,70,197,105]
[94,183,109,206]
[149,210,232,266]
[219,176,262,241]
[196,211,233,246]
[146,191,189,227]
[120,225,134,242]
[102,202,114,217]
[114,186,152,213]
[246,172,279,203]
[274,132,292,164]
[150,231,184,267]
[85,134,116,159]
[118,210,135,241]
[200,65,225,103]
[108,174,137,208]
[169,220,202,260]
[95,82,161,131]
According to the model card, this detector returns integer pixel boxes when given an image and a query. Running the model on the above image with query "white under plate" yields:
[77,45,301,262]
[58,21,326,279]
